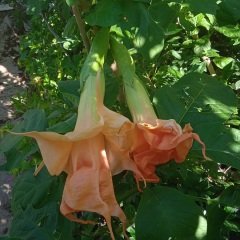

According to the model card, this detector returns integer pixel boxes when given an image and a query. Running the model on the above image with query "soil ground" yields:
[0,4,26,235]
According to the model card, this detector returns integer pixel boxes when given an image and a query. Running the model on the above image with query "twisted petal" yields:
[100,106,143,178]
[132,120,207,182]
[60,134,127,240]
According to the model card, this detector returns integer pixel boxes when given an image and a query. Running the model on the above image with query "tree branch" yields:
[72,4,90,52]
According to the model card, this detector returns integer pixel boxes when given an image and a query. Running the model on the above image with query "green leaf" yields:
[186,0,218,15]
[2,143,38,171]
[207,201,228,240]
[136,186,207,240]
[153,72,240,169]
[194,36,211,56]
[214,25,240,39]
[12,168,56,212]
[154,73,236,123]
[134,3,165,59]
[213,57,234,69]
[149,1,179,34]
[0,109,47,153]
[22,109,47,132]
[58,80,80,96]
[9,169,74,240]
[47,114,77,133]
[219,186,240,208]
[0,122,25,153]
[217,0,240,24]
[85,0,122,27]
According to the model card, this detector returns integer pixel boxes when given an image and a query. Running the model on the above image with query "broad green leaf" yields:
[194,36,211,56]
[213,57,234,69]
[0,109,47,153]
[22,109,47,132]
[47,114,76,133]
[193,127,240,170]
[12,168,56,212]
[136,186,207,240]
[207,202,228,240]
[219,186,240,208]
[149,1,179,34]
[214,25,240,39]
[134,3,165,59]
[85,0,122,27]
[0,122,25,153]
[216,0,240,24]
[1,143,38,171]
[186,0,218,15]
[153,72,240,169]
[10,169,73,240]
[154,73,237,123]
[58,80,80,96]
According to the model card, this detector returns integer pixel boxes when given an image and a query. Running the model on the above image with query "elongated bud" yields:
[110,37,157,124]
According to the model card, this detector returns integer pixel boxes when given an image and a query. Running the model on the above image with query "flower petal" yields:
[11,131,72,175]
[131,121,207,182]
[60,134,127,240]
[100,106,143,178]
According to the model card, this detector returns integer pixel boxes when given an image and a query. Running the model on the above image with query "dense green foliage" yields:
[0,0,240,239]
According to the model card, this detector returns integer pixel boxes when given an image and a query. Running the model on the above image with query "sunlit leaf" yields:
[153,72,240,169]
[214,25,240,39]
[213,57,234,69]
[133,3,164,59]
[136,186,207,240]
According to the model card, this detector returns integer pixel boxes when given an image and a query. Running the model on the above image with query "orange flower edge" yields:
[131,120,207,183]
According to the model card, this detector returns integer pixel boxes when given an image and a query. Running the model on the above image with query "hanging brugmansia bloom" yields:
[110,37,207,183]
[12,29,137,240]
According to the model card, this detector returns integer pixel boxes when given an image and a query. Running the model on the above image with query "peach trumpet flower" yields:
[12,29,137,240]
[13,71,135,240]
[110,37,207,183]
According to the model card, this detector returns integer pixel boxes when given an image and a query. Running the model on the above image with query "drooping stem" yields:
[72,4,90,52]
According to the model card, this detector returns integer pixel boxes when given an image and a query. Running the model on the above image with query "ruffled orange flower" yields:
[110,37,207,183]
[12,30,138,240]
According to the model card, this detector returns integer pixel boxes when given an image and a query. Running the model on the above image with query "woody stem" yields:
[72,4,90,52]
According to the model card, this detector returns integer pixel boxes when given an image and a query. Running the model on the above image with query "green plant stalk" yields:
[80,28,109,86]
[75,28,109,130]
[110,37,157,124]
